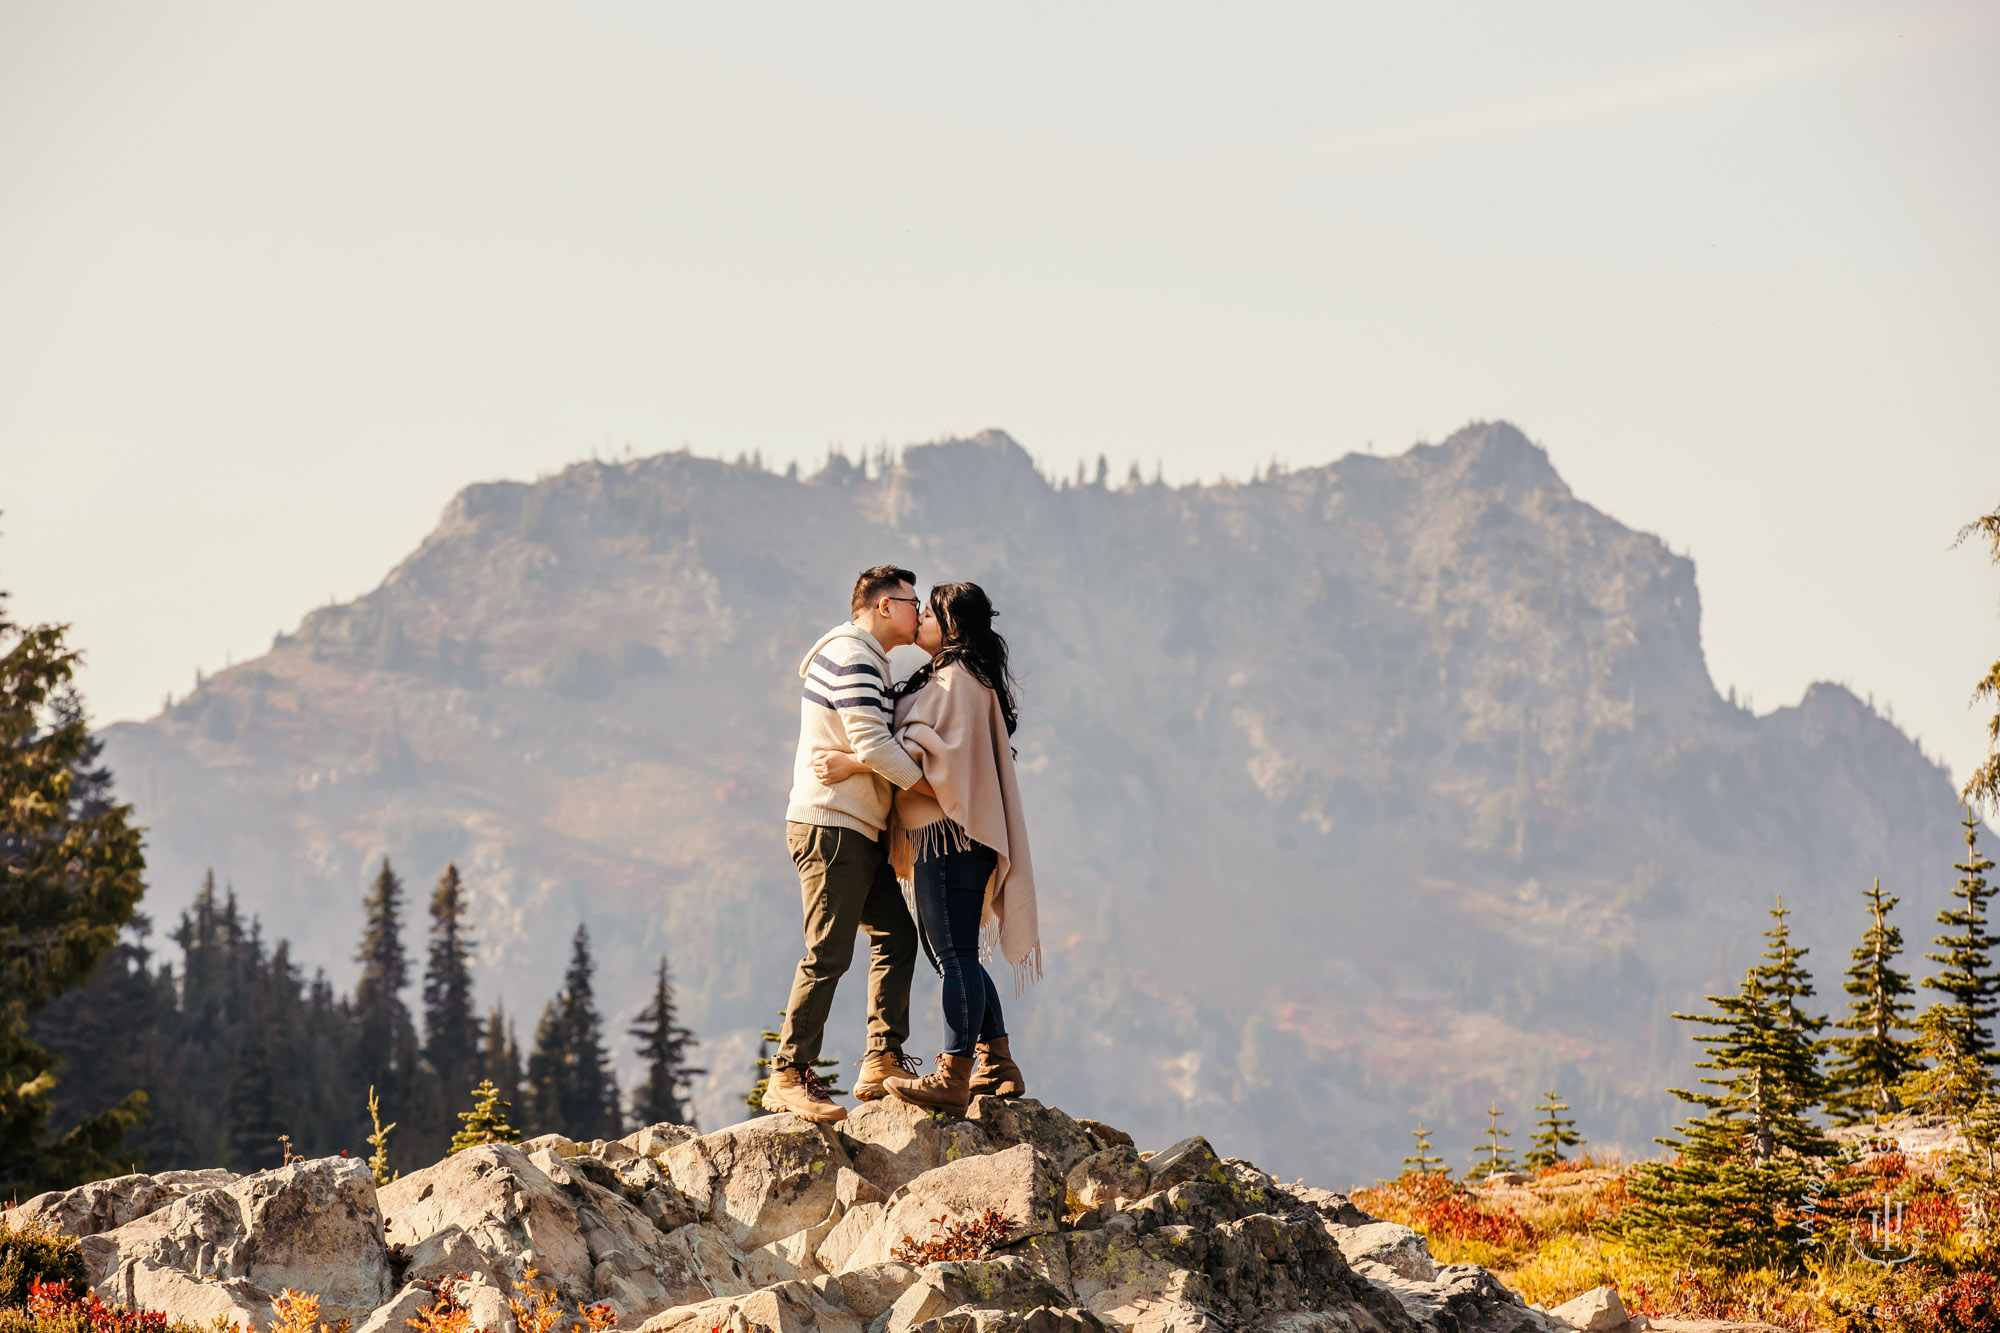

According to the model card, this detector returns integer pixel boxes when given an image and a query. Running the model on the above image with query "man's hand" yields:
[811,749,866,785]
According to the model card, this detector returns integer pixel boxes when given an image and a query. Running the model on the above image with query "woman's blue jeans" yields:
[912,843,1006,1058]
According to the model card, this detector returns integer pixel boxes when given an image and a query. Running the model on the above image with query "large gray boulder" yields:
[663,1115,853,1252]
[80,1158,391,1329]
[834,1144,1067,1274]
[1334,1222,1437,1283]
[842,1099,996,1194]
[381,1142,713,1322]
[15,1170,238,1239]
[965,1100,1098,1176]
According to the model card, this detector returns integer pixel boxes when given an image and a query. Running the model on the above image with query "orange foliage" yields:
[889,1210,1013,1265]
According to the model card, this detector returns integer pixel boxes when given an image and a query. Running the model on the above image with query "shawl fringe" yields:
[904,815,977,866]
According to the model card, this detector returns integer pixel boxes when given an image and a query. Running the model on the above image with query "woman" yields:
[811,582,1040,1114]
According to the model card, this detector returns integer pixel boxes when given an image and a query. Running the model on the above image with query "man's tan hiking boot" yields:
[855,1049,923,1102]
[762,1066,847,1124]
[969,1035,1026,1099]
[885,1052,975,1115]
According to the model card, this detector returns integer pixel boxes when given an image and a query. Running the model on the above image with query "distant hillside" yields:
[101,422,1978,1184]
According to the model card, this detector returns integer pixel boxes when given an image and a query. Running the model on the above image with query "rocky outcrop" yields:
[13,1169,238,1239]
[22,1102,1610,1333]
[71,1158,391,1329]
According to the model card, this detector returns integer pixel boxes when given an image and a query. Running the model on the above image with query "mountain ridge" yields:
[101,421,1976,1184]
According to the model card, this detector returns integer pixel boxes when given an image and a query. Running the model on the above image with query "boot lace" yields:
[800,1067,838,1104]
[894,1051,924,1074]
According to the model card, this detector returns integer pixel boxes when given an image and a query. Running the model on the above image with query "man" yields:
[761,565,927,1123]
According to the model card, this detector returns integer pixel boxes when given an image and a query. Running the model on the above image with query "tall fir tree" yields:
[353,858,422,1136]
[0,608,150,1192]
[422,863,481,1125]
[629,957,703,1129]
[1923,815,2000,1069]
[1826,877,1920,1125]
[1623,899,1835,1268]
[481,1003,525,1109]
[526,926,621,1139]
[27,915,176,1171]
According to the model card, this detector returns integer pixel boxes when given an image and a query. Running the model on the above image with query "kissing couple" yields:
[760,565,1041,1124]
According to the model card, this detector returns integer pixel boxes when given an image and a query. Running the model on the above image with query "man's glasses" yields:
[885,596,921,608]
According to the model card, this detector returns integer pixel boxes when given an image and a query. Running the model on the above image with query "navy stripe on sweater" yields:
[803,687,894,714]
[812,653,882,679]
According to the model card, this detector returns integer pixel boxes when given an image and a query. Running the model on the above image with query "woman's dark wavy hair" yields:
[900,582,1018,735]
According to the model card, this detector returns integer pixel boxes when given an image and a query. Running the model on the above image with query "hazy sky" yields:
[4,2,1998,786]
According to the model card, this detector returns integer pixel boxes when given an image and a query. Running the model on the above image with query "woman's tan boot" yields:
[885,1053,976,1115]
[969,1036,1026,1099]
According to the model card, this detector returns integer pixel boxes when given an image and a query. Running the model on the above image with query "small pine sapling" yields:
[1402,1122,1445,1176]
[1466,1100,1516,1180]
[451,1079,522,1153]
[366,1085,398,1186]
[1524,1089,1582,1168]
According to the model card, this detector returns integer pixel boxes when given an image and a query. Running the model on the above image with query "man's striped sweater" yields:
[786,623,924,836]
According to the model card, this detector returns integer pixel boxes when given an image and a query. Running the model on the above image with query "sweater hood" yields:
[797,622,889,678]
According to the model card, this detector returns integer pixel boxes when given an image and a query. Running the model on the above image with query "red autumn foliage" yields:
[22,1279,170,1333]
[889,1209,1013,1264]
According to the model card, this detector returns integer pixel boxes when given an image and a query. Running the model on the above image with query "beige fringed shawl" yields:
[887,662,1042,993]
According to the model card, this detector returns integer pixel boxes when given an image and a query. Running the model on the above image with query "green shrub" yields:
[0,1217,87,1308]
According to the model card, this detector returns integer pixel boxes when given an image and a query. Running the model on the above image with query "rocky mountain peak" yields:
[103,426,1977,1182]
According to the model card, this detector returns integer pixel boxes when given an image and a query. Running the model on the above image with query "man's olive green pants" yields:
[776,821,917,1071]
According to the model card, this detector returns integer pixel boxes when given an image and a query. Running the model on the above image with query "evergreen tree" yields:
[1624,901,1836,1268]
[1524,1089,1581,1168]
[420,862,480,1158]
[1826,877,1920,1125]
[1,605,150,1192]
[423,864,480,1094]
[1466,1100,1515,1179]
[353,858,421,1136]
[1401,1122,1444,1175]
[481,1003,525,1108]
[451,1078,521,1152]
[27,916,176,1170]
[526,926,620,1139]
[629,957,703,1129]
[224,926,292,1170]
[1923,815,2000,1069]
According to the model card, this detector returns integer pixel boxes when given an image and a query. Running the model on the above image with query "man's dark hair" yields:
[851,565,917,616]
